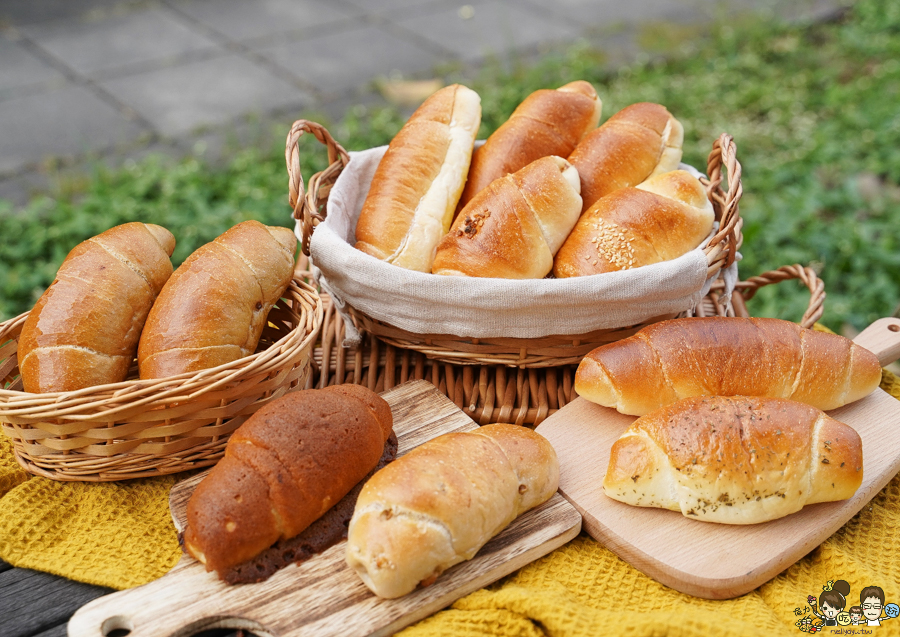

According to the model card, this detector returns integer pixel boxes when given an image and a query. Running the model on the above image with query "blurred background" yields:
[1,0,898,338]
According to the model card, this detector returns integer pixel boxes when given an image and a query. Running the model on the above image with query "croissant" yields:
[575,317,883,416]
[18,222,175,393]
[456,80,601,211]
[432,156,582,278]
[354,84,481,272]
[553,170,714,277]
[603,395,863,524]
[567,102,683,212]
[138,220,296,379]
[346,423,559,598]
[183,385,394,577]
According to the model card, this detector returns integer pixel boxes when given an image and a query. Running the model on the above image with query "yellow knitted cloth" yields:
[1,370,898,635]
[0,436,182,589]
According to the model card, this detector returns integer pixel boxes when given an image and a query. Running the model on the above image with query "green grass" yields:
[1,0,899,331]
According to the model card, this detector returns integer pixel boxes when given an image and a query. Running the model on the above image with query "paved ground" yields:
[0,0,848,205]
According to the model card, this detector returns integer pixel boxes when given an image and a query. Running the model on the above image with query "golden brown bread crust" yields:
[137,220,296,379]
[345,423,559,598]
[575,317,883,416]
[553,170,714,277]
[19,222,176,393]
[432,156,582,278]
[217,432,398,584]
[183,385,394,576]
[603,395,863,524]
[567,102,683,212]
[354,84,481,272]
[457,80,601,211]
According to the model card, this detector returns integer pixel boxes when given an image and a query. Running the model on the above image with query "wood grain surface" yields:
[0,560,112,637]
[536,317,900,600]
[68,380,581,637]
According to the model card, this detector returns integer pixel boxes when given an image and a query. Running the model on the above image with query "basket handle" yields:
[735,264,826,329]
[285,120,350,256]
[700,133,744,275]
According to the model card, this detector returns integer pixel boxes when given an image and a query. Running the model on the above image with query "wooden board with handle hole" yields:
[69,379,581,637]
[535,317,900,600]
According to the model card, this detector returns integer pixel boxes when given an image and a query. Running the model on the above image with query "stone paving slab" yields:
[0,0,128,26]
[253,22,444,97]
[340,0,462,15]
[0,83,147,175]
[98,52,313,137]
[171,0,360,43]
[19,5,222,79]
[0,32,65,96]
[518,0,716,27]
[397,1,579,63]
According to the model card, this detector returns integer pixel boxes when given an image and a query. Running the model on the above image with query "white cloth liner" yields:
[300,144,739,347]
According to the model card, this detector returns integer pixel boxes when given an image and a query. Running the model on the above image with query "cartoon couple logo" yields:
[795,580,899,632]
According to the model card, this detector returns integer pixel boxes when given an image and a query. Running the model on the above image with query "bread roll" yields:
[354,84,481,272]
[432,156,582,278]
[138,220,296,379]
[568,102,683,212]
[183,385,394,577]
[18,222,175,393]
[604,395,863,524]
[575,317,883,416]
[346,423,559,598]
[553,170,714,277]
[457,80,601,210]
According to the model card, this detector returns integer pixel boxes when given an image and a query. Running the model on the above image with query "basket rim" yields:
[0,277,324,420]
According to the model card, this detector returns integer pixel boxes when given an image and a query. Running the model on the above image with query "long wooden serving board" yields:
[69,379,581,637]
[536,317,900,600]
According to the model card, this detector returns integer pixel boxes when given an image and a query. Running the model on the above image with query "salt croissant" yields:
[568,102,683,212]
[138,220,296,379]
[575,317,883,416]
[354,84,481,272]
[553,170,714,277]
[604,395,863,524]
[457,80,601,211]
[346,423,559,598]
[183,385,394,577]
[19,222,175,393]
[432,156,582,278]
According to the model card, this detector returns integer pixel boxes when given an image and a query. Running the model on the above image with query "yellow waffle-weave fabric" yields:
[0,370,898,635]
[0,441,182,589]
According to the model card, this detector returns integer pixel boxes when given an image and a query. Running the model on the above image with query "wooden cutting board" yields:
[69,379,581,637]
[536,317,900,600]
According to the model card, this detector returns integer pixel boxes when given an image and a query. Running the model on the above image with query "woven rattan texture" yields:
[0,279,323,481]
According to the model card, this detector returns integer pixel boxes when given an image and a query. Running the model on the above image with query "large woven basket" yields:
[306,264,824,427]
[0,279,322,481]
[286,120,744,368]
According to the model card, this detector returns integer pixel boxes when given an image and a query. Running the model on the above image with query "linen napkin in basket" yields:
[0,361,897,636]
[0,438,182,589]
[307,144,739,348]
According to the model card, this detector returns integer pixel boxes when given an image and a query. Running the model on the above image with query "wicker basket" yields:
[306,264,824,427]
[286,120,744,368]
[0,279,323,481]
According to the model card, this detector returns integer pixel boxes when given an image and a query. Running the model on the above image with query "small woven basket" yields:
[307,264,824,427]
[0,278,323,481]
[286,120,744,368]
